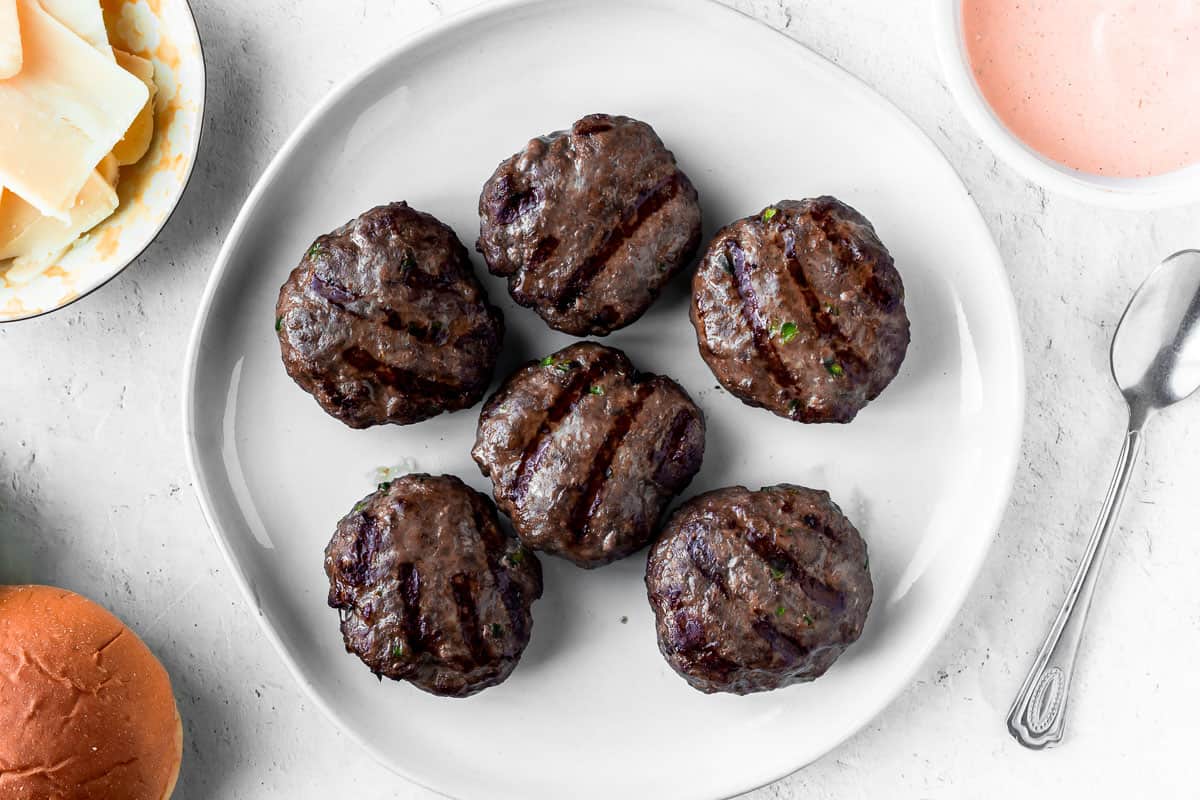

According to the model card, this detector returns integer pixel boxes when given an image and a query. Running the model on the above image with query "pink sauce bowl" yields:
[933,0,1200,208]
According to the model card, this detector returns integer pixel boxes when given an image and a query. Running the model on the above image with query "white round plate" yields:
[183,1,1024,798]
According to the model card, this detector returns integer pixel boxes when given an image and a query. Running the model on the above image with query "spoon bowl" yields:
[1112,250,1200,416]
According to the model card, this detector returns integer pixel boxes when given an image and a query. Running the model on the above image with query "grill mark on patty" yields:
[667,610,740,679]
[679,533,814,667]
[477,494,535,642]
[801,512,846,549]
[488,562,527,643]
[489,177,544,226]
[341,347,466,401]
[510,351,622,507]
[807,201,893,312]
[808,202,904,314]
[862,271,901,312]
[449,573,488,665]
[740,524,847,612]
[781,229,870,376]
[396,562,424,654]
[309,272,468,346]
[398,264,458,292]
[651,406,700,489]
[724,239,794,389]
[751,616,810,664]
[685,531,730,596]
[309,272,359,308]
[468,494,529,641]
[551,172,684,312]
[806,201,865,266]
[382,309,450,344]
[467,496,506,552]
[467,494,533,643]
[573,117,615,136]
[529,236,560,267]
[571,382,653,540]
[344,515,382,586]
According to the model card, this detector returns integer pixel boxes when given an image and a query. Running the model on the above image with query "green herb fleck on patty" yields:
[779,321,798,343]
[589,385,605,396]
[306,243,324,259]
[377,481,392,492]
[554,359,578,372]
[540,356,555,367]
[505,549,525,566]
[275,315,283,332]
[802,613,815,626]
[775,605,787,618]
[391,642,404,658]
[762,207,778,223]
[825,304,839,316]
[824,359,845,378]
[770,567,785,580]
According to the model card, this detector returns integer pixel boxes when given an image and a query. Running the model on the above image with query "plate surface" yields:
[0,0,205,321]
[183,1,1024,798]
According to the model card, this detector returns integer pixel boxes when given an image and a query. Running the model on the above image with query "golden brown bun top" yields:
[0,585,182,800]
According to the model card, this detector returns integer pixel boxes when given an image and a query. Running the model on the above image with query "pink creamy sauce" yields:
[962,0,1200,178]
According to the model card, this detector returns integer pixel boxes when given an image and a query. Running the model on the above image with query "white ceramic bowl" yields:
[0,0,205,322]
[932,0,1200,208]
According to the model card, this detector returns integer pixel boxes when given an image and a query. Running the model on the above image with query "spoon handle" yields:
[1007,425,1144,749]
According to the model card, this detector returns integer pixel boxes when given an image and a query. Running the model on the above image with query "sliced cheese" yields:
[0,0,147,219]
[0,0,20,78]
[96,152,119,187]
[111,48,155,165]
[114,46,153,84]
[0,188,42,253]
[37,0,110,58]
[0,169,117,264]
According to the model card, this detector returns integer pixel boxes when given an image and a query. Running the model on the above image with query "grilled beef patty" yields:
[473,342,705,568]
[324,474,542,697]
[645,484,872,694]
[691,197,909,423]
[277,202,504,428]
[477,114,703,336]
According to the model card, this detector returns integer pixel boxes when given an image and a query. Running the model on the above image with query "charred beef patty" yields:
[477,114,703,336]
[691,197,909,423]
[473,342,705,568]
[645,484,872,694]
[324,474,542,697]
[277,202,504,429]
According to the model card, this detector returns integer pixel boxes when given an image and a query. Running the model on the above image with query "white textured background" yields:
[3,0,1200,797]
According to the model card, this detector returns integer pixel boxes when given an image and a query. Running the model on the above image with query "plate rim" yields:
[0,0,208,324]
[181,0,1027,796]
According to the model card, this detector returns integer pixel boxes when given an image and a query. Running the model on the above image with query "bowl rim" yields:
[0,0,208,324]
[931,0,1200,209]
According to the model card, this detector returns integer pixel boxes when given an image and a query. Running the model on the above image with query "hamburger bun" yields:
[0,585,182,799]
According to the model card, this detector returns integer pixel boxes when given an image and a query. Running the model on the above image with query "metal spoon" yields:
[1008,249,1200,749]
